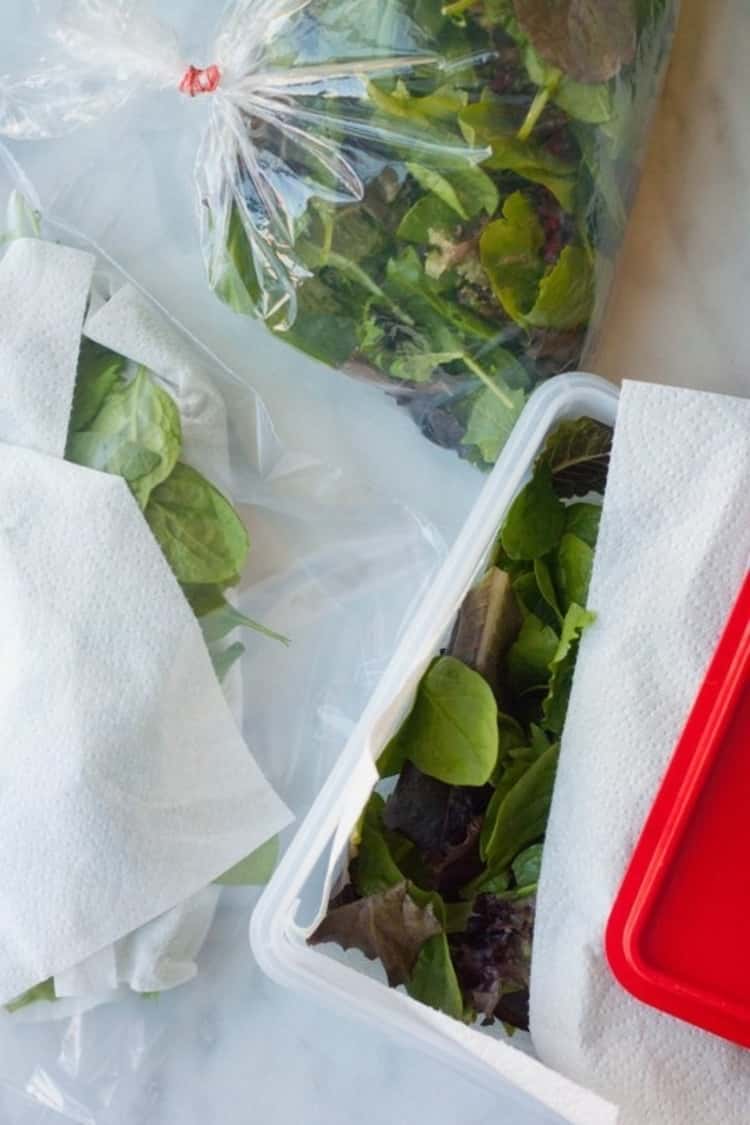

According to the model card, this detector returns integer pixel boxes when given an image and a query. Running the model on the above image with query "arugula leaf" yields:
[479,192,544,325]
[542,603,595,732]
[310,881,443,987]
[407,932,467,1020]
[481,744,559,870]
[215,837,279,886]
[67,367,182,510]
[500,463,566,560]
[380,656,499,786]
[513,0,637,83]
[145,463,250,587]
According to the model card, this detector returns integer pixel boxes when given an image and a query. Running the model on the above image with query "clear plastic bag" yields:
[0,142,445,1120]
[0,0,678,467]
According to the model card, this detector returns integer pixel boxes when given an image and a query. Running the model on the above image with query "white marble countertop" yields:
[0,1,746,1122]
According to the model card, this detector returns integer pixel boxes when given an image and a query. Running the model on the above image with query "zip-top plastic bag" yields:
[0,142,445,1121]
[0,0,677,470]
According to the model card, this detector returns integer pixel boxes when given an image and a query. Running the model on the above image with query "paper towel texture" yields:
[530,381,750,1124]
[0,238,291,1004]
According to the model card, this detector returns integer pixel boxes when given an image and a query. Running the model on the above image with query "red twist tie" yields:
[179,64,221,97]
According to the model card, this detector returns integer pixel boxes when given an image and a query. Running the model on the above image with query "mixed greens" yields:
[312,416,612,1029]
[219,0,674,464]
[6,339,285,1014]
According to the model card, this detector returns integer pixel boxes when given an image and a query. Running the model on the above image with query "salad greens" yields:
[312,417,612,1030]
[5,338,286,1015]
[220,0,674,464]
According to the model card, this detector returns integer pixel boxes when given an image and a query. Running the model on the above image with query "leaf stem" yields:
[517,76,560,143]
[463,355,515,410]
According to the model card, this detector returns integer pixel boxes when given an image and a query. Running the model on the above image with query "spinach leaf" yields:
[145,463,249,587]
[407,933,467,1020]
[564,502,601,548]
[500,463,566,561]
[507,612,559,695]
[69,340,126,434]
[199,597,289,648]
[554,532,594,610]
[380,656,499,786]
[512,842,544,889]
[526,245,594,331]
[479,192,544,325]
[215,836,279,886]
[481,743,559,870]
[210,641,246,683]
[67,367,182,510]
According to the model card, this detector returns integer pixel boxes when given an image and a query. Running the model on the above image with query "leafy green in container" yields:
[214,0,674,465]
[312,417,612,1030]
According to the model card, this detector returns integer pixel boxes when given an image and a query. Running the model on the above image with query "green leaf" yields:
[69,340,126,434]
[67,367,182,510]
[286,277,359,368]
[512,843,544,888]
[368,79,470,125]
[462,375,526,463]
[501,463,566,561]
[479,192,544,325]
[533,557,563,622]
[511,571,559,630]
[214,205,262,316]
[6,978,56,1014]
[526,245,595,331]
[381,656,499,786]
[389,350,465,384]
[215,837,279,886]
[481,743,559,870]
[181,584,228,618]
[542,603,595,732]
[397,195,459,243]
[407,162,499,221]
[564,502,601,548]
[354,794,410,897]
[407,933,466,1021]
[523,46,613,124]
[459,100,577,211]
[199,598,289,647]
[498,713,528,757]
[146,463,250,587]
[554,533,594,610]
[210,641,245,683]
[513,0,637,83]
[507,612,559,694]
[536,417,613,498]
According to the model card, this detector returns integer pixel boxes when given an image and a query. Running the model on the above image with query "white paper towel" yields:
[530,381,750,1124]
[0,238,292,1004]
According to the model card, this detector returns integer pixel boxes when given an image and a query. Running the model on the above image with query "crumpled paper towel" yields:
[0,237,292,1005]
[530,380,750,1124]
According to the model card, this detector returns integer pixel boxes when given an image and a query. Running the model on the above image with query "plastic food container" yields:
[252,372,620,1125]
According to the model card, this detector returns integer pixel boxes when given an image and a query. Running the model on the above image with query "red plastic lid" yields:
[607,570,750,1047]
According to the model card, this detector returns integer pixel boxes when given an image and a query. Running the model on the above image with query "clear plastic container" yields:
[251,371,620,1125]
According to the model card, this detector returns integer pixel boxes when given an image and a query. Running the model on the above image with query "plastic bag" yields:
[0,0,677,467]
[0,142,444,1118]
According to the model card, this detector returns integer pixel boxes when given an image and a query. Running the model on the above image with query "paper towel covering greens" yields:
[312,416,611,1029]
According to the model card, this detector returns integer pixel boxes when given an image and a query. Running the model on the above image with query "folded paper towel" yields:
[0,237,291,1005]
[531,381,750,1124]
